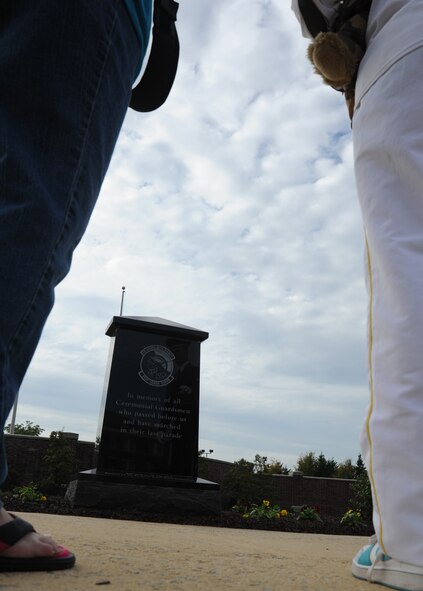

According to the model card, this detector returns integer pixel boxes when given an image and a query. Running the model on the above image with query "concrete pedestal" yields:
[66,470,221,515]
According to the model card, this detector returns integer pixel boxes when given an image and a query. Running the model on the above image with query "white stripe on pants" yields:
[353,46,423,567]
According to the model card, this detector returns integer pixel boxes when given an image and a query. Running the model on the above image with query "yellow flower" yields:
[275,513,280,519]
[280,509,288,517]
[262,500,270,507]
[242,513,249,519]
[40,496,47,502]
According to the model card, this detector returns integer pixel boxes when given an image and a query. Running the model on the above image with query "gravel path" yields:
[0,512,369,591]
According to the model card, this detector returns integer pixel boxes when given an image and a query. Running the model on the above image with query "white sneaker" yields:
[352,536,423,590]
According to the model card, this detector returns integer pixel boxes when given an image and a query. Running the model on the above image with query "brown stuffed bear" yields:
[306,0,372,119]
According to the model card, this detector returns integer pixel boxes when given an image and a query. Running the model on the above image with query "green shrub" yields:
[221,458,272,508]
[246,500,282,519]
[297,505,322,522]
[350,471,373,522]
[12,483,46,502]
[40,431,79,493]
[234,500,290,520]
[340,509,365,528]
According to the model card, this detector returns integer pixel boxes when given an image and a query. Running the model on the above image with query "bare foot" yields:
[0,508,60,558]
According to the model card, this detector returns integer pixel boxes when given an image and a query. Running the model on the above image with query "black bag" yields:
[130,0,179,112]
[298,0,371,37]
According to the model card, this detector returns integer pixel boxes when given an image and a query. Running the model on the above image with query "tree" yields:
[350,467,373,521]
[334,458,356,479]
[221,458,272,508]
[354,453,367,478]
[253,454,289,475]
[4,421,44,436]
[296,451,318,475]
[253,454,269,474]
[296,451,338,477]
[40,431,79,492]
[266,459,290,475]
[315,452,338,477]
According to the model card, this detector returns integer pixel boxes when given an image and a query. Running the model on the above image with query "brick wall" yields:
[3,433,96,487]
[198,457,234,483]
[3,441,354,517]
[199,458,354,517]
[266,474,354,516]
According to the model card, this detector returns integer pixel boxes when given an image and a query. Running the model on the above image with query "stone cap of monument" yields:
[105,316,209,342]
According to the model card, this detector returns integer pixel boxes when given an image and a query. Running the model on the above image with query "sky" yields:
[15,0,369,470]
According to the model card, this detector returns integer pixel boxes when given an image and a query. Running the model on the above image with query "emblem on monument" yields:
[138,345,175,387]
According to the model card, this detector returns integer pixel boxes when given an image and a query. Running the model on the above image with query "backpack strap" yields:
[333,0,372,30]
[297,0,329,38]
[130,0,179,112]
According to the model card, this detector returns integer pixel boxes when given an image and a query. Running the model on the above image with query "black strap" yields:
[130,0,179,112]
[297,0,329,37]
[0,516,35,549]
[337,0,372,22]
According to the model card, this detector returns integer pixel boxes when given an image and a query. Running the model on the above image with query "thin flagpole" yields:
[119,286,126,316]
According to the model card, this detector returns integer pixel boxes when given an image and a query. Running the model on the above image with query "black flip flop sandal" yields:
[0,514,75,571]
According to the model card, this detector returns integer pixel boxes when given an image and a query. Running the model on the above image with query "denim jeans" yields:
[0,0,146,487]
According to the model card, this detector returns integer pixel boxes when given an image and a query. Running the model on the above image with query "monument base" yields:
[65,469,221,516]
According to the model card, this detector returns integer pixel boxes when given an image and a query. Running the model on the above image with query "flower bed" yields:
[1,493,374,537]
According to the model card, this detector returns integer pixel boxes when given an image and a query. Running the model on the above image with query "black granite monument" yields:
[66,316,220,515]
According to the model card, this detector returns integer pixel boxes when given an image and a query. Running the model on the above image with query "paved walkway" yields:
[0,513,369,591]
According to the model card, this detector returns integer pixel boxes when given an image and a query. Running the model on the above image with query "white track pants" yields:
[353,46,423,567]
